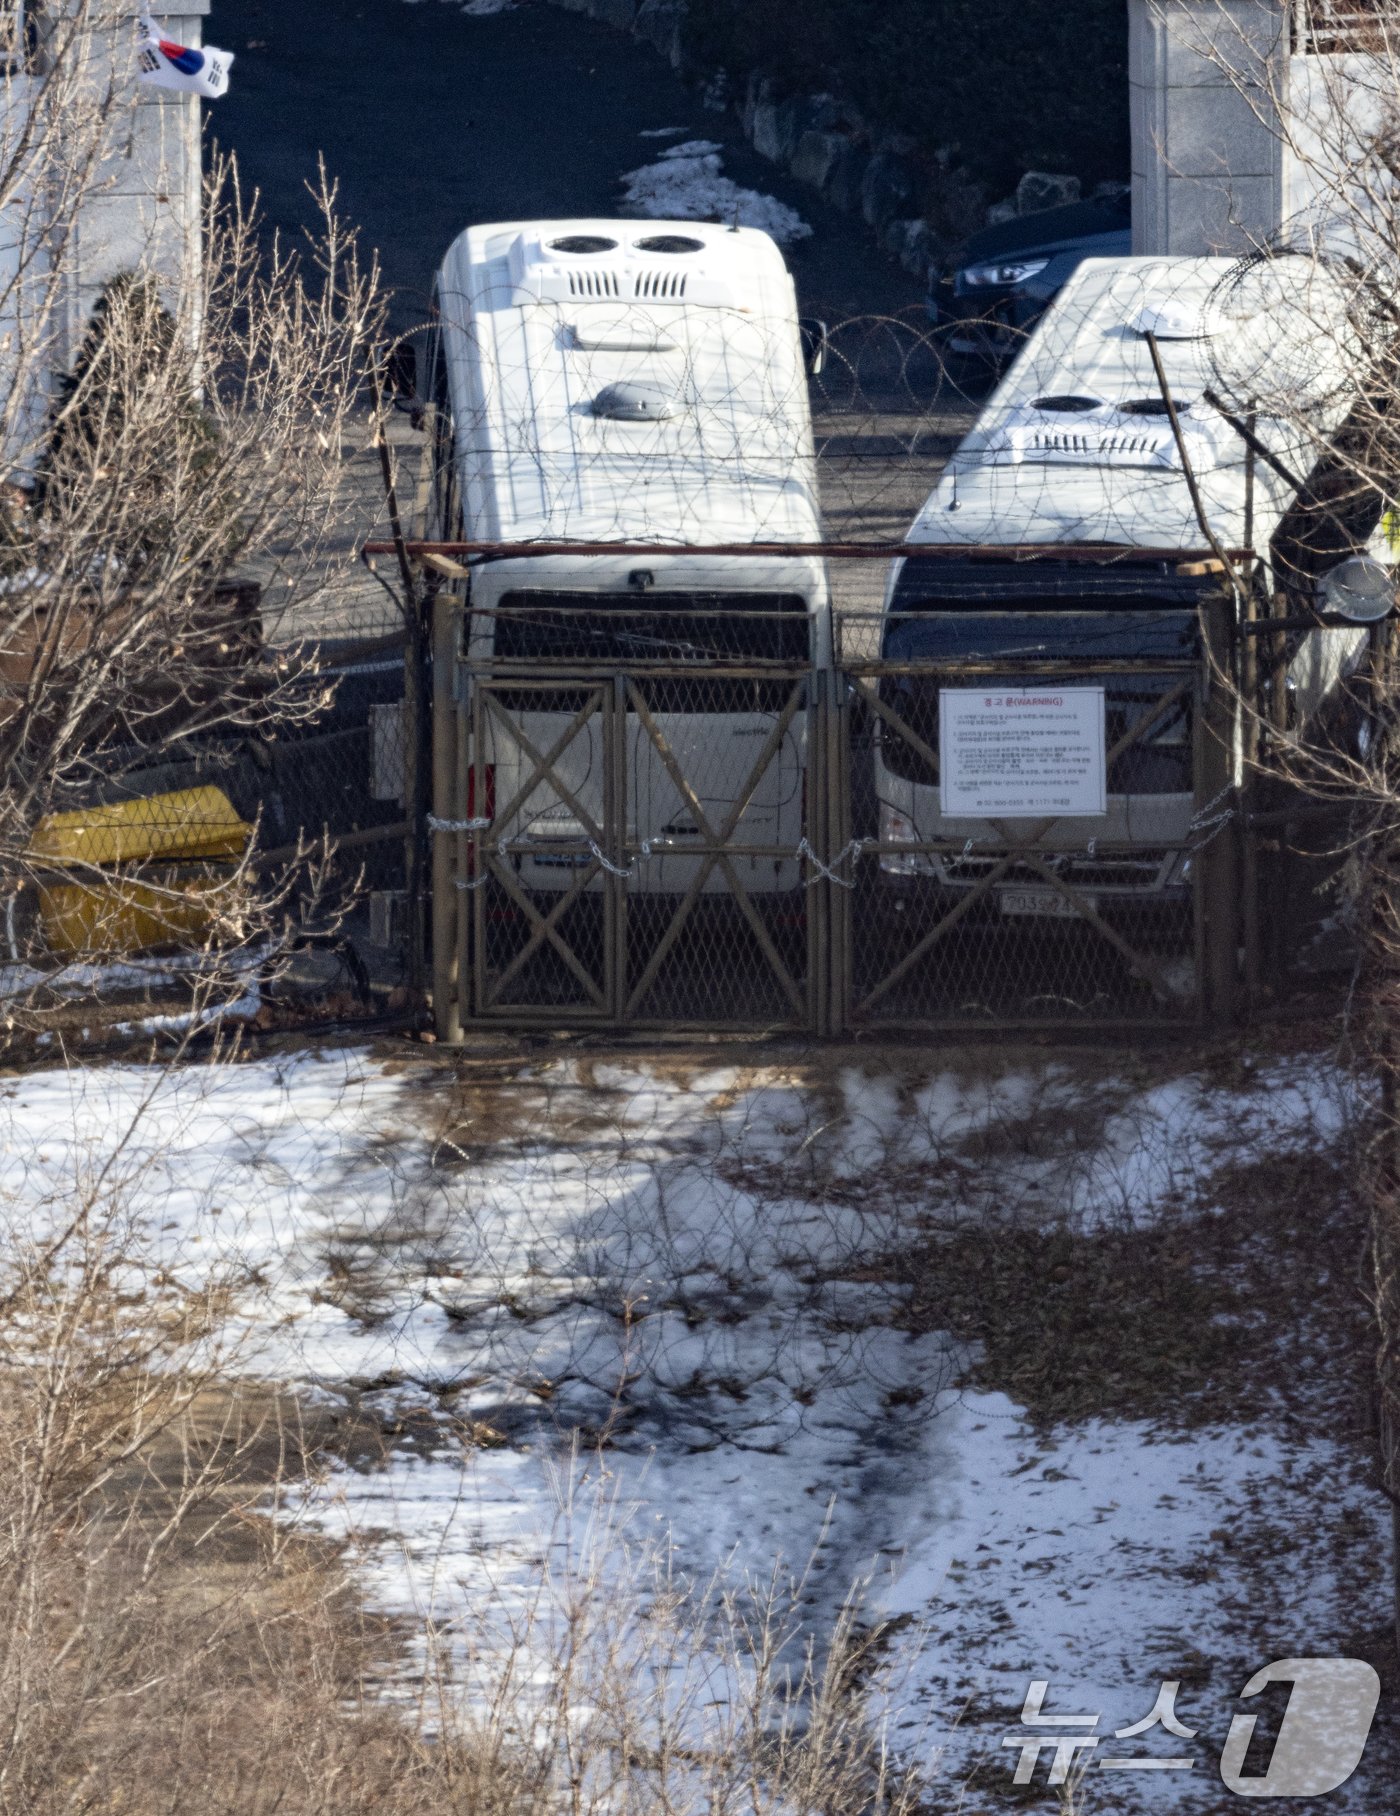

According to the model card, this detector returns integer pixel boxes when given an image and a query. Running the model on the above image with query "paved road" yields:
[214,0,924,327]
[212,0,974,640]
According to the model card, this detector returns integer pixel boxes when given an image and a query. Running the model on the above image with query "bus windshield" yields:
[882,556,1217,659]
[878,609,1197,794]
[882,609,1199,665]
[492,591,811,665]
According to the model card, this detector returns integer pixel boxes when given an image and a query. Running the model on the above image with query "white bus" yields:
[873,254,1379,928]
[426,218,829,899]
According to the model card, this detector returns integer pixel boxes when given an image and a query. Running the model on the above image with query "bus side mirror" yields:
[799,318,828,377]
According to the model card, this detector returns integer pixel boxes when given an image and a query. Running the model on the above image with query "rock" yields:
[986,197,1018,227]
[701,66,729,112]
[894,216,937,278]
[741,70,772,141]
[861,136,921,232]
[773,95,813,164]
[750,97,783,163]
[749,90,807,164]
[1016,170,1081,216]
[633,0,686,66]
[825,139,870,214]
[791,128,847,192]
[925,163,988,249]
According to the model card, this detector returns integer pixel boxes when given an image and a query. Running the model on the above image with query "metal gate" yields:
[454,668,820,1031]
[830,659,1207,1029]
[434,649,1226,1035]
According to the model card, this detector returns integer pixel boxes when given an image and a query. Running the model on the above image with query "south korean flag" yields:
[137,16,233,99]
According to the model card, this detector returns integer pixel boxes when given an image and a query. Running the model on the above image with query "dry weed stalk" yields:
[0,1053,938,1814]
[0,1083,401,1812]
[408,1477,929,1816]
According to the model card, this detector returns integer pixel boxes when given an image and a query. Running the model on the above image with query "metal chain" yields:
[795,836,872,888]
[588,839,654,877]
[1187,784,1237,849]
[452,834,872,887]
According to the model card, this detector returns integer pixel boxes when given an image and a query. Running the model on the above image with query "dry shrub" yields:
[0,5,386,1049]
[0,1066,928,1816]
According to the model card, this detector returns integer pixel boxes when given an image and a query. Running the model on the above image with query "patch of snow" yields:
[658,139,724,159]
[621,145,811,245]
[0,1049,1387,1808]
[875,1393,1389,1802]
[112,977,261,1037]
[0,948,262,1004]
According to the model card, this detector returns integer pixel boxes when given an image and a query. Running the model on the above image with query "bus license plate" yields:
[999,886,1089,920]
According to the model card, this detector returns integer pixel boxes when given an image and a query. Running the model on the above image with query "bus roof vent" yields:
[981,419,1182,468]
[634,234,706,254]
[547,234,619,255]
[591,380,678,422]
[1119,396,1188,416]
[1030,394,1101,413]
[566,266,623,298]
[633,267,689,300]
[571,324,678,353]
[508,231,740,307]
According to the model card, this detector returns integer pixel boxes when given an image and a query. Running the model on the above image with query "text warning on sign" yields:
[938,687,1107,819]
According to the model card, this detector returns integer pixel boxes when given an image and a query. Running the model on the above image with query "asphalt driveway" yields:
[211,0,923,330]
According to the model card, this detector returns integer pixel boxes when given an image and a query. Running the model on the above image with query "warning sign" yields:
[939,687,1107,819]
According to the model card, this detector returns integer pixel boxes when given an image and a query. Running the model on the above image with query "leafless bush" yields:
[0,8,384,1042]
[1139,0,1400,1579]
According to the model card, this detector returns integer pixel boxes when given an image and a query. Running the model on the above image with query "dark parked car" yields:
[930,189,1131,369]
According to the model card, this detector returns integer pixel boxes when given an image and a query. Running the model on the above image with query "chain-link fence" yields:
[21,276,1384,1042]
[834,649,1203,1030]
[426,576,1258,1035]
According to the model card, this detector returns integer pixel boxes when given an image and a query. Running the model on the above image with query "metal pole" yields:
[403,580,431,1002]
[1240,575,1262,1008]
[469,681,484,1018]
[1199,597,1240,1024]
[809,669,830,1037]
[608,672,627,1024]
[829,668,853,1035]
[431,587,462,1042]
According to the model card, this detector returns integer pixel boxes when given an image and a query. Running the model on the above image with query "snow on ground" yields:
[620,139,811,244]
[0,1046,1388,1807]
[878,1396,1388,1799]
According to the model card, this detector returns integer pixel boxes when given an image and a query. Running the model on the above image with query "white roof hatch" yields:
[507,227,744,309]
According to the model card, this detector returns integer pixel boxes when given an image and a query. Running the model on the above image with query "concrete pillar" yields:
[1129,0,1288,254]
[61,3,211,367]
[0,4,212,475]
